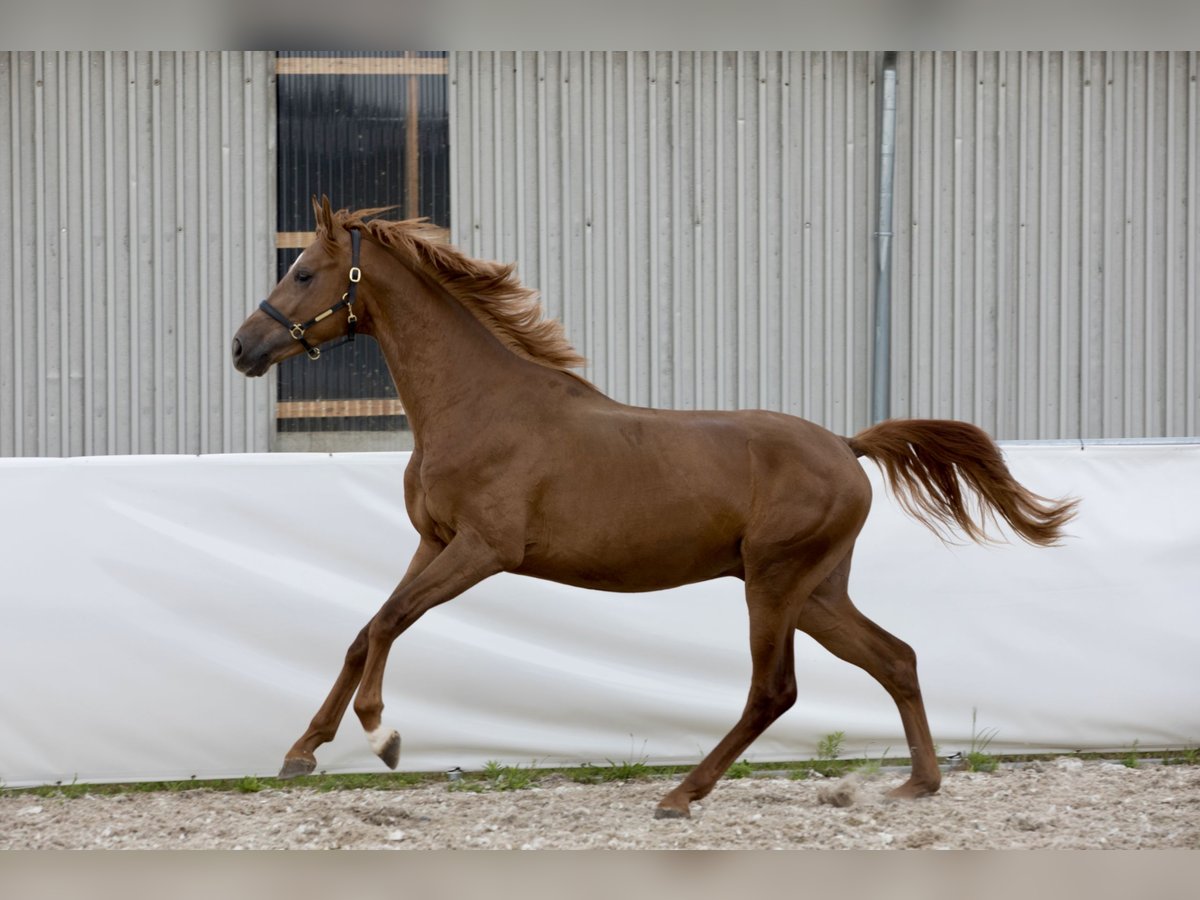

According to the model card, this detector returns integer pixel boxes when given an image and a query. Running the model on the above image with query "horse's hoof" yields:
[278,755,317,779]
[367,727,402,769]
[885,779,939,801]
[654,804,691,820]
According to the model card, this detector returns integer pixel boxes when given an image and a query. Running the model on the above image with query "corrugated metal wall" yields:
[450,50,1199,440]
[893,51,1198,440]
[0,51,276,457]
[449,51,879,438]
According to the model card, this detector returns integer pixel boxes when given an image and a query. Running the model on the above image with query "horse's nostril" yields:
[231,337,242,359]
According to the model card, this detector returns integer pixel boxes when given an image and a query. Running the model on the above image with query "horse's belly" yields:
[514,522,744,592]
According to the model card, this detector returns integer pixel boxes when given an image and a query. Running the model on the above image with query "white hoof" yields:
[366,726,402,768]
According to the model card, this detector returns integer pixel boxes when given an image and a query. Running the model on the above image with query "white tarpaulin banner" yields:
[1,443,1197,787]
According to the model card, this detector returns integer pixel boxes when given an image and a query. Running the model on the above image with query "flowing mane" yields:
[316,203,587,375]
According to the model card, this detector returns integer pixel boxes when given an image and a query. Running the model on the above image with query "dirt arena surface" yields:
[2,759,1197,850]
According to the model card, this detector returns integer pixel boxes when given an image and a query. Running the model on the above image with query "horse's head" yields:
[232,196,368,377]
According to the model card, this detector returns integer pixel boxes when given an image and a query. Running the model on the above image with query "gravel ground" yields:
[2,759,1198,850]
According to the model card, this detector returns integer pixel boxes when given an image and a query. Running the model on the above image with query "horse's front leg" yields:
[278,537,445,778]
[353,527,510,768]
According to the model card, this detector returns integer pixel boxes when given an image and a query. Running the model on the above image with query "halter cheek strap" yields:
[259,228,362,361]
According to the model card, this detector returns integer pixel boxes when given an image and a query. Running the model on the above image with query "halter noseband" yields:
[259,228,362,361]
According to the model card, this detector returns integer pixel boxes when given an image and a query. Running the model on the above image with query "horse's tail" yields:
[845,419,1078,547]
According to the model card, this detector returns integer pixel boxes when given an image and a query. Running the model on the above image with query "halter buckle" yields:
[289,323,306,340]
[348,266,362,283]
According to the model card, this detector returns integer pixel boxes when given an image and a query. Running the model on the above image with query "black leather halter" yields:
[259,228,362,361]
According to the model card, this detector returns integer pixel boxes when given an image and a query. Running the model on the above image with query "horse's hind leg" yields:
[797,553,942,799]
[654,572,809,819]
[278,537,444,779]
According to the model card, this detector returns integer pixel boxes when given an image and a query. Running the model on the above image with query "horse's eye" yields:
[295,270,312,284]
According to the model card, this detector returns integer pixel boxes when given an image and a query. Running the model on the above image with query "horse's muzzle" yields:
[231,334,270,377]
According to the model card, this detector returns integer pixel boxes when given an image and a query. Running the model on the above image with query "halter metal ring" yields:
[289,323,306,339]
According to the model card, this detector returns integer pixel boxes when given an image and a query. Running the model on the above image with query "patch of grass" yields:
[446,760,541,793]
[1166,746,1198,766]
[236,776,263,794]
[1121,740,1142,769]
[964,708,999,773]
[725,759,754,780]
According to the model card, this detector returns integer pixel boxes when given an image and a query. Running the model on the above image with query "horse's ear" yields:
[311,194,335,233]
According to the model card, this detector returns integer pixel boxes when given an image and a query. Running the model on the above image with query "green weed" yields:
[964,708,999,773]
[726,759,754,780]
[1121,740,1142,769]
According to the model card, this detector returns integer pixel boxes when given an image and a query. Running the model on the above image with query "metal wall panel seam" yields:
[262,50,278,452]
[822,51,833,423]
[469,52,481,257]
[126,52,140,454]
[1016,52,1029,437]
[9,53,24,455]
[1102,51,1114,437]
[974,51,985,426]
[694,51,705,409]
[82,52,94,455]
[1036,51,1048,439]
[802,52,813,419]
[491,52,502,262]
[561,53,575,369]
[604,51,615,400]
[673,50,682,409]
[626,52,637,404]
[1143,53,1155,437]
[996,52,1008,436]
[1060,52,1072,437]
[514,53,526,303]
[952,51,963,420]
[174,51,186,452]
[152,51,165,452]
[1123,52,1136,436]
[220,52,233,452]
[240,51,255,451]
[1080,51,1093,439]
[844,51,856,432]
[710,53,720,408]
[103,52,117,453]
[757,50,768,410]
[1164,51,1176,435]
[34,53,47,453]
[864,51,879,430]
[197,56,208,452]
[1189,52,1198,435]
[930,51,942,420]
[907,52,920,422]
[537,52,549,345]
[57,52,72,454]
[446,51,458,245]
[646,51,658,407]
[583,52,594,378]
[735,51,746,410]
[780,52,791,415]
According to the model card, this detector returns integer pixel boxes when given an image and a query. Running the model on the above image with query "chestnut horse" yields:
[232,198,1077,819]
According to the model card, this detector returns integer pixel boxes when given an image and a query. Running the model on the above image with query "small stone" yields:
[387,830,406,842]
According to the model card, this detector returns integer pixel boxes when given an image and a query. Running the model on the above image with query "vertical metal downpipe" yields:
[872,51,898,423]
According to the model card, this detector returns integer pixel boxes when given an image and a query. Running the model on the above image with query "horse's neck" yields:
[367,258,530,441]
